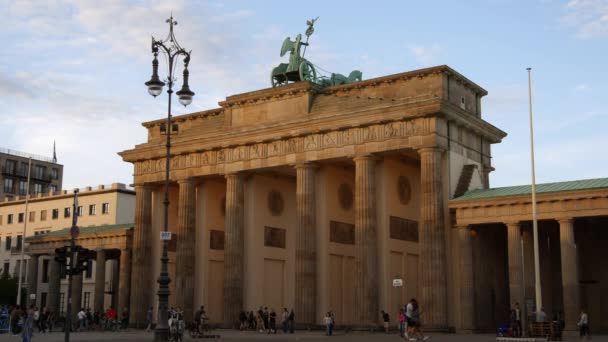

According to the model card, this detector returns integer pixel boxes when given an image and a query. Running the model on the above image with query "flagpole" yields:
[16,157,32,306]
[527,67,542,312]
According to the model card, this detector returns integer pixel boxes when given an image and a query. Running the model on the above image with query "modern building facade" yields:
[119,65,507,330]
[0,147,63,200]
[0,183,134,314]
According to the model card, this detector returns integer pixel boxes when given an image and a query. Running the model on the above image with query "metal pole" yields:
[64,189,79,342]
[527,67,542,312]
[155,52,174,342]
[521,233,526,337]
[16,157,32,306]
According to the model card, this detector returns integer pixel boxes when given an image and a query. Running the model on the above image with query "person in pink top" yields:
[399,308,406,337]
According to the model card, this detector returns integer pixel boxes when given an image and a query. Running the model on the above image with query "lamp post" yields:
[145,15,195,341]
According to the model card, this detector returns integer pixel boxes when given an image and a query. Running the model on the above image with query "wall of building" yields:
[0,152,63,200]
[243,174,296,314]
[376,157,421,325]
[194,180,226,323]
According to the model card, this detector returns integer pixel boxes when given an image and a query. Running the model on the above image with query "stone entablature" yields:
[450,188,608,225]
[121,66,505,185]
[26,226,133,254]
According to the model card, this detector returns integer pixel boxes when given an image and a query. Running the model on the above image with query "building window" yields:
[51,168,58,180]
[50,184,58,193]
[85,261,93,279]
[83,292,91,309]
[33,183,43,194]
[40,292,47,309]
[59,293,65,315]
[29,211,35,223]
[19,163,28,177]
[16,235,22,250]
[42,259,50,283]
[89,204,96,216]
[18,213,24,223]
[5,236,11,250]
[40,210,47,221]
[34,165,45,180]
[19,181,27,196]
[2,262,9,277]
[52,209,59,220]
[102,203,110,215]
[64,207,71,218]
[77,206,83,217]
[7,214,13,224]
[3,178,14,193]
[4,159,16,174]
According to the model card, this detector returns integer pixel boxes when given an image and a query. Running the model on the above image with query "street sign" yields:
[392,279,403,287]
[160,231,172,241]
[29,294,36,299]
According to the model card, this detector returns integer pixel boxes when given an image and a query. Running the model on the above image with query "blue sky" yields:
[0,0,606,189]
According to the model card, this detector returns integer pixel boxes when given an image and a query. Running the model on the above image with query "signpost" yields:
[160,231,172,241]
[393,279,403,287]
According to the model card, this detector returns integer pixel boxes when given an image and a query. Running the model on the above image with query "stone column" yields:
[175,178,196,319]
[295,163,317,326]
[507,222,524,309]
[112,260,119,310]
[418,147,447,330]
[94,250,106,312]
[353,155,378,326]
[71,273,83,319]
[130,184,153,327]
[457,225,474,331]
[559,218,580,331]
[27,255,39,306]
[118,249,132,314]
[47,257,61,314]
[223,173,244,328]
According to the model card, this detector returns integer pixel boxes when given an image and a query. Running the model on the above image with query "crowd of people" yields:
[237,307,295,334]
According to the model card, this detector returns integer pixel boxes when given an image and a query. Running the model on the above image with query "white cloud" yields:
[408,43,442,66]
[560,0,608,39]
[574,83,590,91]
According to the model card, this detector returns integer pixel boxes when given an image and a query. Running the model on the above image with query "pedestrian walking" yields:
[288,309,295,333]
[511,302,521,337]
[281,308,289,333]
[145,306,153,332]
[398,308,406,337]
[381,310,390,333]
[407,298,429,341]
[239,310,247,330]
[578,309,590,340]
[77,308,87,331]
[121,307,129,330]
[269,308,277,334]
[263,307,269,333]
[21,305,34,342]
[324,312,333,336]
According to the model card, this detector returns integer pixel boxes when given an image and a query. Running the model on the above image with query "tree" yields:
[0,269,18,304]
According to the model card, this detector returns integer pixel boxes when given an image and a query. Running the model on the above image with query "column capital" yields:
[134,183,154,190]
[294,162,319,170]
[353,154,378,162]
[557,217,574,225]
[177,177,197,185]
[505,221,521,229]
[418,146,446,154]
[454,224,470,230]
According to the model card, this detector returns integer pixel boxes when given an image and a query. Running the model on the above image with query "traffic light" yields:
[54,246,68,264]
[74,248,95,275]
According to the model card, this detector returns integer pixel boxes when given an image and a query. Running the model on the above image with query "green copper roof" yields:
[453,178,608,201]
[28,223,133,240]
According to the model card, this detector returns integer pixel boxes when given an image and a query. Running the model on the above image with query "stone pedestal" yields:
[175,179,196,319]
[457,225,474,331]
[47,258,61,314]
[419,147,447,330]
[71,274,83,320]
[94,250,106,312]
[130,184,152,327]
[118,249,132,313]
[559,218,580,331]
[223,173,244,327]
[295,163,317,326]
[27,255,39,306]
[354,155,378,326]
[507,222,524,308]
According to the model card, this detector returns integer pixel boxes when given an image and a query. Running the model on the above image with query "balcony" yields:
[10,246,24,255]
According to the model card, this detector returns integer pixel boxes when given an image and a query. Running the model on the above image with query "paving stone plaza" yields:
[1,330,606,342]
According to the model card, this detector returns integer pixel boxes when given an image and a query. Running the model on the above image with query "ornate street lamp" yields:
[145,15,195,341]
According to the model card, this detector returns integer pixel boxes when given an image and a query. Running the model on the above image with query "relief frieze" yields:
[134,118,429,176]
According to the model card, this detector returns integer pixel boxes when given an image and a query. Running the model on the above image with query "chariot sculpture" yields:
[271,18,362,88]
